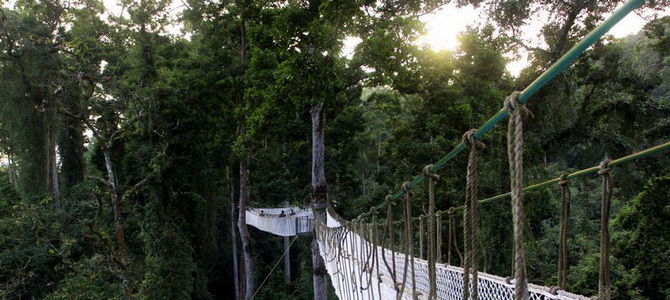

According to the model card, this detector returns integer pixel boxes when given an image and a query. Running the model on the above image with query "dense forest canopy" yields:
[0,0,669,299]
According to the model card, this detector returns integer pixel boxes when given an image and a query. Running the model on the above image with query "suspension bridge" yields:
[244,0,670,299]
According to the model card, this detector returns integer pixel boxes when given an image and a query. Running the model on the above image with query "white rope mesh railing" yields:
[317,209,590,300]
[246,207,314,236]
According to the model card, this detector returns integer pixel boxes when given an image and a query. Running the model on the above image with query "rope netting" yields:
[316,209,590,300]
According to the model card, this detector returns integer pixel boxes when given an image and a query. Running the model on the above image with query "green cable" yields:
[360,0,645,218]
[363,140,670,221]
[448,140,670,212]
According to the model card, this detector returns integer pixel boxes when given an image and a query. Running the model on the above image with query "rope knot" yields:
[558,173,570,186]
[447,207,456,215]
[385,194,395,206]
[401,181,413,195]
[503,91,523,113]
[462,129,485,151]
[598,159,612,175]
[549,286,561,295]
[423,164,439,181]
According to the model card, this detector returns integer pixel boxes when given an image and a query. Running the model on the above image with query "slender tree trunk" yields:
[229,167,241,300]
[311,102,328,300]
[235,8,254,299]
[44,96,60,209]
[283,200,291,284]
[103,150,132,300]
[7,152,19,190]
[48,126,60,209]
[237,154,254,300]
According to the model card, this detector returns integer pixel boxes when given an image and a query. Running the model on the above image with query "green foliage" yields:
[1,1,669,299]
[612,176,670,299]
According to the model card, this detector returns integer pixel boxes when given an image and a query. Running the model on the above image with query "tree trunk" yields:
[103,150,132,300]
[7,151,19,190]
[237,156,254,300]
[311,102,328,300]
[229,167,241,300]
[48,125,60,209]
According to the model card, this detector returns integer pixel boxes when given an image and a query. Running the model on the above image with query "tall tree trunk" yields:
[103,150,132,300]
[229,167,241,300]
[311,102,328,300]
[236,9,254,300]
[7,151,19,190]
[237,154,254,300]
[48,121,60,209]
[59,103,85,193]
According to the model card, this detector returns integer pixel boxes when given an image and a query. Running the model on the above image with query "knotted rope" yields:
[558,174,571,290]
[381,195,398,291]
[404,182,417,298]
[424,165,439,299]
[504,91,529,300]
[462,129,485,300]
[437,212,443,264]
[372,212,383,298]
[598,159,613,300]
[359,217,373,293]
[420,215,425,260]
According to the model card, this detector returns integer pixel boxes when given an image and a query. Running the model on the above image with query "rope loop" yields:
[598,159,612,175]
[506,89,529,300]
[558,172,572,290]
[462,129,485,151]
[597,158,613,300]
[503,91,524,112]
[401,181,412,195]
[385,194,395,206]
[423,164,439,181]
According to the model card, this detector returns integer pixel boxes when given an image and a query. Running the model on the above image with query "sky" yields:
[417,3,668,75]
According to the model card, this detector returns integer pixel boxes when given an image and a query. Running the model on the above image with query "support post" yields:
[283,201,291,284]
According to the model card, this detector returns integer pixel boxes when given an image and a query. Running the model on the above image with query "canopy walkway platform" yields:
[245,207,316,236]
[246,205,591,299]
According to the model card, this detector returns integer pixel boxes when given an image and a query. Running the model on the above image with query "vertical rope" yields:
[598,159,613,300]
[437,212,443,264]
[424,165,439,300]
[448,209,454,266]
[372,213,382,299]
[381,195,398,291]
[462,129,485,300]
[403,182,417,298]
[359,218,372,293]
[558,174,571,290]
[420,215,424,260]
[504,91,529,300]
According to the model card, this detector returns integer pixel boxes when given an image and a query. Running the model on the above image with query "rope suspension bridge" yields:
[245,0,669,299]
